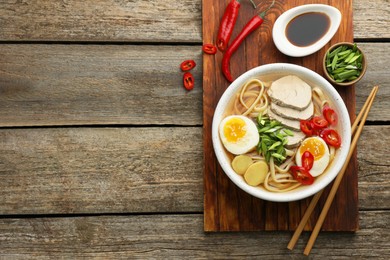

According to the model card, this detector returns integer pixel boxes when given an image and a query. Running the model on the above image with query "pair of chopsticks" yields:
[287,85,379,255]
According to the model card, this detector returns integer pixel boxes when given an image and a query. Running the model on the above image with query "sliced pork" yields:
[267,109,300,131]
[285,130,306,149]
[267,75,312,111]
[270,101,314,120]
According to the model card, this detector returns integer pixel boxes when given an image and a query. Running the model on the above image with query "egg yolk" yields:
[223,117,247,143]
[299,138,325,161]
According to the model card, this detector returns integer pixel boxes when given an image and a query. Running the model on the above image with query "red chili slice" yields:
[180,60,196,72]
[202,43,217,55]
[319,128,342,148]
[301,151,314,171]
[323,106,338,126]
[300,120,314,136]
[290,166,314,185]
[183,72,194,91]
[311,116,328,129]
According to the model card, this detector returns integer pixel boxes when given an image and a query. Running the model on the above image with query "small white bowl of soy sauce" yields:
[272,4,341,57]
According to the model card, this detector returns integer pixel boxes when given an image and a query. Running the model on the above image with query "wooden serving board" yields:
[203,0,358,231]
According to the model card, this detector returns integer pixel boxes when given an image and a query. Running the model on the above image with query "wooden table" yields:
[0,0,389,258]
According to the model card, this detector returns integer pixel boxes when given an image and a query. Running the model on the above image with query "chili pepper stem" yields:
[248,0,257,9]
[258,0,275,18]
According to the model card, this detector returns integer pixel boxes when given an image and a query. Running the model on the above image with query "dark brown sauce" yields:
[286,12,330,47]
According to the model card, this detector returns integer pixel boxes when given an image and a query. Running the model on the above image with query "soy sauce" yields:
[286,12,330,47]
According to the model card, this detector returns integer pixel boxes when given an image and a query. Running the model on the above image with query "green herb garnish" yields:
[256,115,290,165]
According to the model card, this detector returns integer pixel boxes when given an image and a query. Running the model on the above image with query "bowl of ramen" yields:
[212,63,351,202]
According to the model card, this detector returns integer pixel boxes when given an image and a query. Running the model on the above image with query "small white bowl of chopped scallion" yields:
[323,42,367,86]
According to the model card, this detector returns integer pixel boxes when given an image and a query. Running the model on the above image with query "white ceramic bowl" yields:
[212,63,351,202]
[272,4,341,57]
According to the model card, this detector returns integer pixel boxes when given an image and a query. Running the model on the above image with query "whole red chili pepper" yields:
[217,0,257,52]
[222,0,275,82]
[217,0,241,52]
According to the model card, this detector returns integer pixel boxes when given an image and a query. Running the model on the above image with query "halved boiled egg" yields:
[295,136,330,177]
[219,115,259,155]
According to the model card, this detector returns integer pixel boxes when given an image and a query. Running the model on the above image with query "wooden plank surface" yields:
[0,0,202,43]
[352,0,390,39]
[0,211,389,259]
[357,126,390,210]
[0,0,388,42]
[355,43,390,122]
[0,45,202,127]
[0,127,203,214]
[203,0,358,231]
[0,126,388,214]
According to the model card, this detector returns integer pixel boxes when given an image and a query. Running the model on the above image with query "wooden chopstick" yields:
[303,85,379,255]
[287,86,379,251]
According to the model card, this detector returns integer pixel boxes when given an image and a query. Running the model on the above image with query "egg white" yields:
[219,115,259,155]
[296,136,330,177]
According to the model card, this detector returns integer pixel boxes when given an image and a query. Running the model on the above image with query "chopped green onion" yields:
[338,49,352,57]
[275,133,285,140]
[258,126,271,133]
[264,126,283,133]
[348,54,361,64]
[255,115,290,165]
[271,153,286,161]
[328,46,342,58]
[344,52,355,63]
[345,65,358,70]
[332,67,345,74]
[283,129,294,136]
[331,54,338,70]
[268,141,281,150]
[336,70,359,80]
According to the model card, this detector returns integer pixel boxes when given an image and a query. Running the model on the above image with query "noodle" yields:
[275,157,295,173]
[264,172,301,192]
[239,79,265,116]
[313,87,330,110]
[329,146,335,161]
[269,157,296,184]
